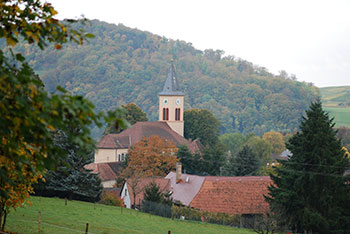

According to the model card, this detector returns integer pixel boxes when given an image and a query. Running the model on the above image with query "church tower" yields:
[159,60,184,137]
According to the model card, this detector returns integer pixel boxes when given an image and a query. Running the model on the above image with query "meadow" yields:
[5,196,254,234]
[324,107,350,128]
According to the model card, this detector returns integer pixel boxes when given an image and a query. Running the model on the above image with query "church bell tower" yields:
[158,60,184,137]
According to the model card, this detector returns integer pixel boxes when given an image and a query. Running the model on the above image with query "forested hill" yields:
[5,20,319,137]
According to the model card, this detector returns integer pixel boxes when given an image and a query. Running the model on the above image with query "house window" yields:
[118,154,120,162]
[125,188,127,196]
[163,108,169,120]
[121,153,125,161]
[175,108,181,121]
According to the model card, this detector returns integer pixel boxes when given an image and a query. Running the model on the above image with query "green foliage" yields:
[201,143,226,176]
[219,132,248,155]
[184,109,221,146]
[323,107,350,128]
[245,136,273,168]
[171,205,241,227]
[100,191,124,207]
[6,196,254,233]
[267,100,350,233]
[104,103,145,134]
[3,20,319,138]
[222,145,260,176]
[35,131,103,202]
[262,131,286,155]
[177,145,202,174]
[143,182,164,203]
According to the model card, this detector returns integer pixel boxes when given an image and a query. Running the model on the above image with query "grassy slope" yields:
[6,197,254,234]
[320,86,350,127]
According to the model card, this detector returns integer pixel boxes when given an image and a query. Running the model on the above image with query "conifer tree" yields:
[267,100,350,233]
[222,145,260,176]
[37,131,103,202]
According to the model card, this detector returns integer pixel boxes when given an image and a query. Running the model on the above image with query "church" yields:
[87,62,202,188]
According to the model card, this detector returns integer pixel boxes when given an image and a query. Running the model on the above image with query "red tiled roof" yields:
[85,162,123,181]
[126,177,170,207]
[190,176,272,215]
[97,121,201,153]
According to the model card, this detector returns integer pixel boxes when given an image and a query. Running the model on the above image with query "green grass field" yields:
[324,107,350,128]
[5,196,254,234]
[320,86,350,107]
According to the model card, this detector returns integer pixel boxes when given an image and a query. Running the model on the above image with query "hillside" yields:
[2,20,319,138]
[320,86,350,107]
[6,196,254,234]
[320,86,350,127]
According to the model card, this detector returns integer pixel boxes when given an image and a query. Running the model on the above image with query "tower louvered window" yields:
[175,108,181,121]
[163,108,169,120]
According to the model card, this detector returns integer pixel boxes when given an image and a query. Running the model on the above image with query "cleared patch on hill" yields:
[320,86,350,107]
[6,196,254,234]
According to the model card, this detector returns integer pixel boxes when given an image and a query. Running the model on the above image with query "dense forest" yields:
[2,20,319,138]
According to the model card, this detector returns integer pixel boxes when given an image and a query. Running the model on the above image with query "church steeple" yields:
[159,60,184,96]
[158,60,184,137]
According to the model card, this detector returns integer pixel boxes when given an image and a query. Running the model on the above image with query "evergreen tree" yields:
[177,145,202,174]
[143,182,164,203]
[201,143,226,176]
[36,131,103,202]
[222,145,260,176]
[267,100,350,233]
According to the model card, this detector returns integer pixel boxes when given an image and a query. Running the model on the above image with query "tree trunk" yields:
[1,208,7,231]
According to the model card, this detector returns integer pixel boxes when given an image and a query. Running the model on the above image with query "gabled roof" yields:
[190,176,272,215]
[126,178,171,207]
[165,171,205,206]
[85,162,123,181]
[159,61,184,96]
[97,121,201,153]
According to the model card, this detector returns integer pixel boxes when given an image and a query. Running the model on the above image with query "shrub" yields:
[100,191,124,207]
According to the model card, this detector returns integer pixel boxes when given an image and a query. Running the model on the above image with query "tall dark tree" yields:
[222,145,260,176]
[104,103,147,134]
[201,143,226,176]
[267,100,350,233]
[177,145,202,175]
[184,109,221,146]
[36,131,103,202]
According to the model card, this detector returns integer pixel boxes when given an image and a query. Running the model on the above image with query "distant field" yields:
[6,197,254,234]
[320,86,350,107]
[324,107,350,127]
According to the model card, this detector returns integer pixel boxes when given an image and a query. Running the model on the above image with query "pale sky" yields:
[49,0,350,88]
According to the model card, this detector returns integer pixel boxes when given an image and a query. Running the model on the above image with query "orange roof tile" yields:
[85,162,123,181]
[190,176,272,215]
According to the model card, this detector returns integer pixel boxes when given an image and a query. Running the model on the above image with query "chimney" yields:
[176,162,182,184]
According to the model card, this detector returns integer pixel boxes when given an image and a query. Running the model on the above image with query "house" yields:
[167,165,272,215]
[88,61,202,188]
[121,164,272,216]
[120,177,171,208]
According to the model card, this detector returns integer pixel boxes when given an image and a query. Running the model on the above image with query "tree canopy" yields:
[104,103,147,134]
[184,109,221,146]
[267,100,350,233]
[122,135,179,177]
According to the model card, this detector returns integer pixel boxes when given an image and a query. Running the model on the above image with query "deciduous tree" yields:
[262,131,286,155]
[184,109,220,146]
[122,135,178,177]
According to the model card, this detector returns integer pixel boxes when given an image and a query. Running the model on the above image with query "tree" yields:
[143,181,164,203]
[201,143,226,176]
[262,131,286,155]
[267,100,350,233]
[219,132,248,155]
[0,1,123,230]
[104,103,147,134]
[122,135,179,177]
[176,145,202,174]
[245,136,273,171]
[184,109,221,146]
[222,145,260,176]
[36,131,103,202]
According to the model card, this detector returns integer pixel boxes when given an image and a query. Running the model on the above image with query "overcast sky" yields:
[49,0,350,88]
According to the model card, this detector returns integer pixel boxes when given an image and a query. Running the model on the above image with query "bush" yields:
[100,191,124,207]
[171,205,241,226]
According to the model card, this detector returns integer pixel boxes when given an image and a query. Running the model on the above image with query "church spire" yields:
[159,59,184,96]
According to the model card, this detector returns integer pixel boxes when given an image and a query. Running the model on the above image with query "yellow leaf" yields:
[6,37,16,46]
